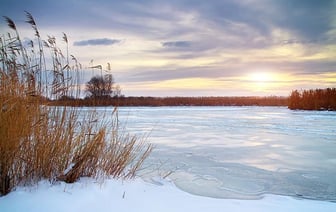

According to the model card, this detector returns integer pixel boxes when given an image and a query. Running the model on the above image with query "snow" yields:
[1,177,335,212]
[2,106,336,211]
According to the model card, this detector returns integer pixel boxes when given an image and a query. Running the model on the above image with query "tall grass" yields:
[0,13,152,195]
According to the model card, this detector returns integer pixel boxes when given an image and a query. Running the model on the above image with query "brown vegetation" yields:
[289,88,336,111]
[0,13,152,196]
[50,96,288,107]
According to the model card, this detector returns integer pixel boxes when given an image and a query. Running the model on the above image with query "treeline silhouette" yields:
[50,96,288,107]
[288,88,336,111]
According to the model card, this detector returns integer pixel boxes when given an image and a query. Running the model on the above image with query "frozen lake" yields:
[95,106,336,201]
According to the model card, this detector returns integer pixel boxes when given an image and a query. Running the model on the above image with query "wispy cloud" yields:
[73,38,121,46]
[162,41,192,48]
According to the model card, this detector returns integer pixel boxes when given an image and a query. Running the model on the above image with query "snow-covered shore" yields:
[1,178,335,212]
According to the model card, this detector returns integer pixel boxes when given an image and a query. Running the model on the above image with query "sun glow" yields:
[245,71,280,92]
[249,72,274,82]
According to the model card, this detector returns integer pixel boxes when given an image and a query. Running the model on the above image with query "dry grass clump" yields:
[0,12,152,196]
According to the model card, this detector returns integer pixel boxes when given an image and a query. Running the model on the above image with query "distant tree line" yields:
[50,96,288,107]
[288,88,336,111]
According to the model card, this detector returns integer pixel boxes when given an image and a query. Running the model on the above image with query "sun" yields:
[246,72,276,92]
[249,72,273,82]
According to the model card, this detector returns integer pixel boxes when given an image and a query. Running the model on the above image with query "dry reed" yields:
[0,13,152,196]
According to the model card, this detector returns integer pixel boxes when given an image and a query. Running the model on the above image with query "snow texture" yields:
[1,178,335,212]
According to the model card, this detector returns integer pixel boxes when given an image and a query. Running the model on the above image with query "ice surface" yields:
[74,106,336,201]
[111,106,336,201]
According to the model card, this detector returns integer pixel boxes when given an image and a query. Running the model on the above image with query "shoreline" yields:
[48,96,288,107]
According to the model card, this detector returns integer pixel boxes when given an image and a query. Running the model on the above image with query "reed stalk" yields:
[0,13,152,196]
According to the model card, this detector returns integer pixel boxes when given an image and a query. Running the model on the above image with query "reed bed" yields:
[0,12,152,196]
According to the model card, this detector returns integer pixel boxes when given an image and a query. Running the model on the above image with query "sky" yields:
[1,0,336,96]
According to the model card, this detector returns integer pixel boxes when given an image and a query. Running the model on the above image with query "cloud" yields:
[2,0,335,96]
[118,63,244,84]
[73,38,121,46]
[162,41,192,48]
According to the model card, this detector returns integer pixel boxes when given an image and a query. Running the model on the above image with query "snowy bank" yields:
[1,178,335,212]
